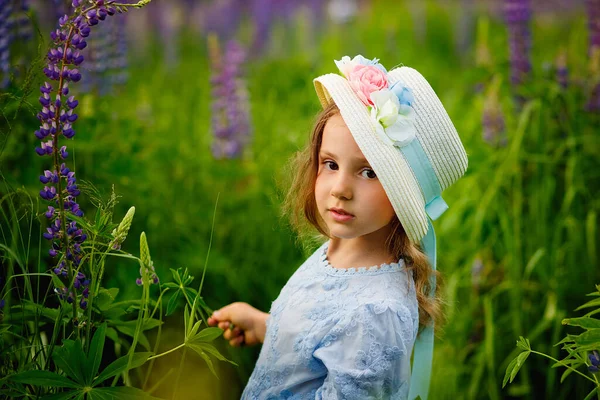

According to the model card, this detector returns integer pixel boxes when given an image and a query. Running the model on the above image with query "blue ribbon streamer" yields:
[398,138,445,400]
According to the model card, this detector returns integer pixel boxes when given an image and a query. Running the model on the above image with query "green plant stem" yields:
[172,347,187,400]
[146,343,185,361]
[143,289,164,389]
[52,23,79,337]
[120,266,151,386]
[190,193,219,328]
[84,232,99,352]
[529,350,598,384]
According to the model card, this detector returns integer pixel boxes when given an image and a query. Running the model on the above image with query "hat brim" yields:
[314,67,468,243]
[314,73,428,243]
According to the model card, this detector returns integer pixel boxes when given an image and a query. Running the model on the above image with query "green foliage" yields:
[504,285,600,397]
[3,323,156,398]
[0,0,599,398]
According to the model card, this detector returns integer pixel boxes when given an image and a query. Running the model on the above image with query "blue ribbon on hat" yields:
[397,137,447,400]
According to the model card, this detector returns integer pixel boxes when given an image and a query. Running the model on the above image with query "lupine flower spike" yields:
[137,232,159,286]
[209,35,252,159]
[0,0,13,88]
[586,0,600,111]
[504,0,532,86]
[36,0,152,315]
[111,206,135,250]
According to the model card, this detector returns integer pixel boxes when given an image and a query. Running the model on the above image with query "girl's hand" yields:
[207,302,269,347]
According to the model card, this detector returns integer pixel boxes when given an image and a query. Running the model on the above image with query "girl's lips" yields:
[330,209,355,222]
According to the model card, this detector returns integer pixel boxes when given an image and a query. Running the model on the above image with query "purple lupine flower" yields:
[135,265,159,286]
[108,13,128,87]
[587,0,600,52]
[0,0,13,89]
[589,350,599,373]
[586,0,600,111]
[209,37,252,159]
[250,0,274,55]
[201,0,242,41]
[148,0,179,69]
[504,0,533,86]
[37,0,140,310]
[15,0,32,41]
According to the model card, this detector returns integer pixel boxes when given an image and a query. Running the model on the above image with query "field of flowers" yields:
[0,0,599,398]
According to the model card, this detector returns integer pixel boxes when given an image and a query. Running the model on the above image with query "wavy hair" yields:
[281,102,444,332]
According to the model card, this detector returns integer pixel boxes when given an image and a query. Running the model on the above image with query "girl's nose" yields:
[330,173,353,200]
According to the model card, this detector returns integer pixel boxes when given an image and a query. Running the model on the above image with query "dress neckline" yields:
[319,241,406,276]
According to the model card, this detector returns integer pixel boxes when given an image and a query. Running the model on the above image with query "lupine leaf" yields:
[8,370,80,388]
[188,327,223,343]
[162,282,178,289]
[560,366,576,383]
[41,390,84,400]
[190,342,237,366]
[503,356,519,388]
[573,329,600,346]
[583,387,599,400]
[575,298,600,311]
[562,317,600,329]
[186,344,218,378]
[88,385,162,399]
[85,323,107,384]
[186,321,202,339]
[170,268,182,284]
[112,321,152,350]
[52,340,86,384]
[166,291,181,316]
[502,350,530,387]
[92,352,152,386]
[94,288,120,311]
[18,300,60,320]
[516,336,530,351]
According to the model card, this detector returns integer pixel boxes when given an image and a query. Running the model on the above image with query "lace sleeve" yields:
[312,302,415,400]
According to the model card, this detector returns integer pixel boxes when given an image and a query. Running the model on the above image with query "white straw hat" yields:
[314,62,468,243]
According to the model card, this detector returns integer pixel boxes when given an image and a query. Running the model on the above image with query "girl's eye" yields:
[324,161,338,171]
[361,169,377,179]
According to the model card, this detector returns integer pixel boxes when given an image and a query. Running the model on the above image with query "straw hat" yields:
[314,58,468,243]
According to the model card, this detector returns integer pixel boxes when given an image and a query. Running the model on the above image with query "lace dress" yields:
[241,241,419,400]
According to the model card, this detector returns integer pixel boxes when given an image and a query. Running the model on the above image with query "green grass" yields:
[1,0,599,398]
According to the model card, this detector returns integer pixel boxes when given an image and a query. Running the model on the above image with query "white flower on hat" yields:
[370,89,416,147]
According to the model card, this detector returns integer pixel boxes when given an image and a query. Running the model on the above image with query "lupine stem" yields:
[529,350,598,384]
[146,343,185,361]
[53,24,80,336]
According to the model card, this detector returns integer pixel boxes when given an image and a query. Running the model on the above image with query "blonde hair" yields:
[282,102,444,332]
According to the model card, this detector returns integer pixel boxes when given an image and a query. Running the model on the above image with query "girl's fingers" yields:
[229,335,244,347]
[232,327,241,336]
[218,321,230,330]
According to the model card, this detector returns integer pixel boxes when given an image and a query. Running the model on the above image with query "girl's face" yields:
[315,114,396,241]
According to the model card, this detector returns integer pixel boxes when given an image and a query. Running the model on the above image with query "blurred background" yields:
[1,0,599,398]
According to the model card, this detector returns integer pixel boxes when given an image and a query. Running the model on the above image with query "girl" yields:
[208,55,468,399]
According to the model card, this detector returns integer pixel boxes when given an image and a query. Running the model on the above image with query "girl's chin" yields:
[327,228,361,240]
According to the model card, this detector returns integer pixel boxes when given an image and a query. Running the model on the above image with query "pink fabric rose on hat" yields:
[347,64,388,106]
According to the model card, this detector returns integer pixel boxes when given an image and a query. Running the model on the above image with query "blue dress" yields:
[241,241,419,400]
